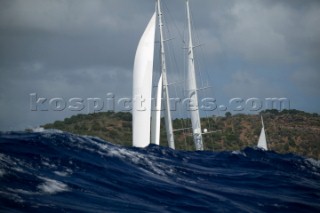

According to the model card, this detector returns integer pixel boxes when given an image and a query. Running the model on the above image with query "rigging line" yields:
[190,5,216,120]
[189,5,207,92]
[166,7,185,91]
[162,7,177,107]
[187,2,207,110]
[198,34,216,102]
[164,24,179,86]
[182,30,191,147]
[162,2,190,150]
[197,36,212,95]
[188,2,216,150]
[163,0,186,45]
[173,82,189,150]
[161,3,179,87]
[188,3,212,92]
[187,2,208,111]
[176,42,189,149]
[171,49,190,150]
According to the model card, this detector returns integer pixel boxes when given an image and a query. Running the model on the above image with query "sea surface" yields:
[0,130,319,213]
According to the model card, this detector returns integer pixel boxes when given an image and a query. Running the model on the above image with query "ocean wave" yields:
[0,131,319,212]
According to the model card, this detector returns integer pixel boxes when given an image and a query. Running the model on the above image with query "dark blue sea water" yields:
[0,131,319,213]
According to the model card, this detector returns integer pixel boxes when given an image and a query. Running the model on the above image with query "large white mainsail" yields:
[186,0,204,151]
[132,13,156,148]
[257,116,268,150]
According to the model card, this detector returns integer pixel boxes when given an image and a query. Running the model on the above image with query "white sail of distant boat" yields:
[257,116,268,150]
[132,0,206,150]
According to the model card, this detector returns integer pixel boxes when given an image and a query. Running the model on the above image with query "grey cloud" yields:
[292,68,320,96]
[223,70,287,98]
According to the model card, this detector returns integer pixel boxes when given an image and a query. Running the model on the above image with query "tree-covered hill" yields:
[41,109,320,159]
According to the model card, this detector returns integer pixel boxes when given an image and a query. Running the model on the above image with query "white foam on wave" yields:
[46,129,63,133]
[305,158,320,168]
[105,147,174,177]
[0,153,30,176]
[0,190,24,203]
[54,170,72,177]
[41,160,57,169]
[37,177,70,194]
[8,188,39,195]
[231,150,247,157]
[0,153,14,165]
[86,137,111,150]
[69,135,175,177]
[31,127,45,132]
[69,136,99,153]
[6,176,70,196]
[304,158,320,176]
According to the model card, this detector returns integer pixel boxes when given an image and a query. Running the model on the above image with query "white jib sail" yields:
[257,116,268,150]
[132,13,156,148]
[151,74,163,145]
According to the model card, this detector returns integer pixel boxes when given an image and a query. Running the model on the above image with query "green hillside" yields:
[41,109,320,159]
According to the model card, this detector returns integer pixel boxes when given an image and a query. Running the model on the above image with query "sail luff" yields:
[151,74,163,145]
[157,0,175,149]
[186,0,203,150]
[132,13,156,148]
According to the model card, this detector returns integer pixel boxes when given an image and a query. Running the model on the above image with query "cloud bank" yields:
[0,0,319,130]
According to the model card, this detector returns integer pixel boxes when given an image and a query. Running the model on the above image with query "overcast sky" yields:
[0,0,319,131]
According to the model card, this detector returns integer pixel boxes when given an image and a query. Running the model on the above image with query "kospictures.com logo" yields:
[30,93,290,113]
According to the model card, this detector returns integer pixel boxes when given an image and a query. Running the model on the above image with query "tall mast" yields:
[186,0,203,150]
[157,0,175,149]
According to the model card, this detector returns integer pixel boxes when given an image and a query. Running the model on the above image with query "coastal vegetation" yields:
[42,109,320,159]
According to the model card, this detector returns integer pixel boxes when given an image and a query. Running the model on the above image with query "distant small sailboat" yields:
[257,116,268,150]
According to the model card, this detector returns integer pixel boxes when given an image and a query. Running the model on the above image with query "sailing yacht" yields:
[132,0,204,150]
[257,116,268,150]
